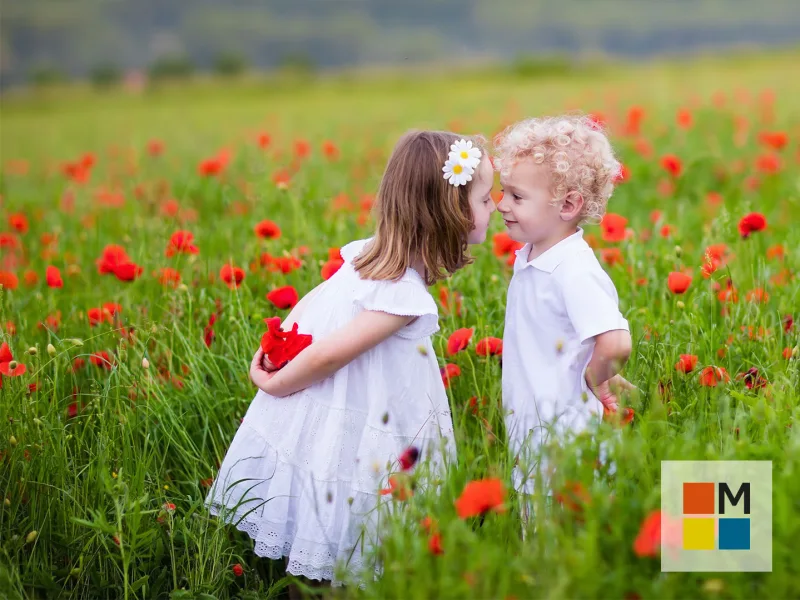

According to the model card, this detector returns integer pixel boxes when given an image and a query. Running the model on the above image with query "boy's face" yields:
[497,158,562,245]
[466,156,497,244]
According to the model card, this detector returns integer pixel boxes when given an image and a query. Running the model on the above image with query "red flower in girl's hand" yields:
[259,317,313,369]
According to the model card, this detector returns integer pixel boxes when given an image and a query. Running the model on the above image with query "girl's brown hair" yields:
[353,130,485,286]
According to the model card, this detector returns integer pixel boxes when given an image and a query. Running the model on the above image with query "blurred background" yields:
[2,0,800,90]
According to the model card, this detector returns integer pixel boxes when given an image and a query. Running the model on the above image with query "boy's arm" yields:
[585,329,633,410]
[251,310,413,397]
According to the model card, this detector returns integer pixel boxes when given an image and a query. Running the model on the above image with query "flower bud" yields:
[26,530,38,543]
[47,344,56,357]
[27,347,38,356]
[142,357,150,369]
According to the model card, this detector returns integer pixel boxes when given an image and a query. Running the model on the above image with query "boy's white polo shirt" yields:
[502,228,629,491]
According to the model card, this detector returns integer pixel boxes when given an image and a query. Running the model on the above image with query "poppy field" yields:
[1,52,799,599]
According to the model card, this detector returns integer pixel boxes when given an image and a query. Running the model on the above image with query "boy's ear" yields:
[560,191,584,221]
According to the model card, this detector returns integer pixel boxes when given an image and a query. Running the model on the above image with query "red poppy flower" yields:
[699,366,729,387]
[90,351,113,370]
[667,272,692,294]
[555,480,592,514]
[102,303,122,319]
[766,245,784,261]
[492,232,524,257]
[67,401,83,419]
[428,532,444,555]
[198,149,231,177]
[738,213,767,238]
[676,108,693,129]
[601,248,624,267]
[600,213,628,243]
[467,396,488,416]
[675,354,698,373]
[737,367,768,390]
[96,245,131,275]
[147,139,164,156]
[784,348,794,360]
[266,286,299,309]
[113,262,143,282]
[322,140,339,161]
[398,446,419,471]
[603,406,634,426]
[439,288,463,317]
[166,231,199,257]
[455,478,506,519]
[440,363,461,389]
[379,474,412,501]
[624,106,645,136]
[447,328,473,356]
[660,154,683,177]
[321,256,344,281]
[294,139,311,159]
[220,264,245,289]
[745,288,769,304]
[157,267,181,287]
[420,516,437,534]
[0,343,26,376]
[88,307,111,327]
[232,564,244,577]
[5,321,16,336]
[45,266,63,288]
[8,213,28,234]
[716,280,738,304]
[613,163,630,184]
[784,315,794,333]
[475,337,503,357]
[633,510,681,558]
[757,131,788,151]
[0,233,21,250]
[254,220,281,240]
[755,153,781,174]
[0,271,19,290]
[23,270,38,286]
[256,132,271,149]
[260,317,313,368]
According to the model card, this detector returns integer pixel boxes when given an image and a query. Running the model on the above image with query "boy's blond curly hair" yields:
[493,115,622,223]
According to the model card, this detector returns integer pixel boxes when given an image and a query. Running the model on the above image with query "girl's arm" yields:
[250,310,413,397]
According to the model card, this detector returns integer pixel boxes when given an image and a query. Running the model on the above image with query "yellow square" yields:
[683,518,715,550]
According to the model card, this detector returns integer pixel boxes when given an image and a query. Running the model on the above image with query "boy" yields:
[494,115,633,511]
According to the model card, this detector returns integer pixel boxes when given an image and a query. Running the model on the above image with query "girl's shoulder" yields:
[340,238,373,264]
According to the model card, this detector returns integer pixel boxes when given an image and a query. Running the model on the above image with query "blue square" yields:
[718,518,750,550]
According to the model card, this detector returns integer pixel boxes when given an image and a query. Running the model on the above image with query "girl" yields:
[205,130,496,587]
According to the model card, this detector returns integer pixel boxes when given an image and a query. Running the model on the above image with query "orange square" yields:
[683,482,715,515]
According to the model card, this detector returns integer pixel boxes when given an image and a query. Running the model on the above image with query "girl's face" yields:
[467,156,496,244]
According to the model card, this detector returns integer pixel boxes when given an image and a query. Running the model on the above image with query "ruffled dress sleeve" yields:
[340,238,440,340]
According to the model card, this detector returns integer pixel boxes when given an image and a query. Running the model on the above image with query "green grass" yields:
[1,52,799,599]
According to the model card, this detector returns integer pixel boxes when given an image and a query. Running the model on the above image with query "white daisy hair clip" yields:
[442,139,482,187]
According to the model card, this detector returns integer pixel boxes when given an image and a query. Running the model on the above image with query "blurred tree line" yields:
[2,0,799,87]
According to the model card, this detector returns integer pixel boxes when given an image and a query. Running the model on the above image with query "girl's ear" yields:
[560,191,584,221]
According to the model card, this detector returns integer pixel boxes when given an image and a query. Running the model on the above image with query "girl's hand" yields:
[261,353,279,372]
[591,374,636,412]
[250,348,278,393]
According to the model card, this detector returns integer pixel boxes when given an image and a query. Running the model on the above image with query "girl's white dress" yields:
[205,238,455,583]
